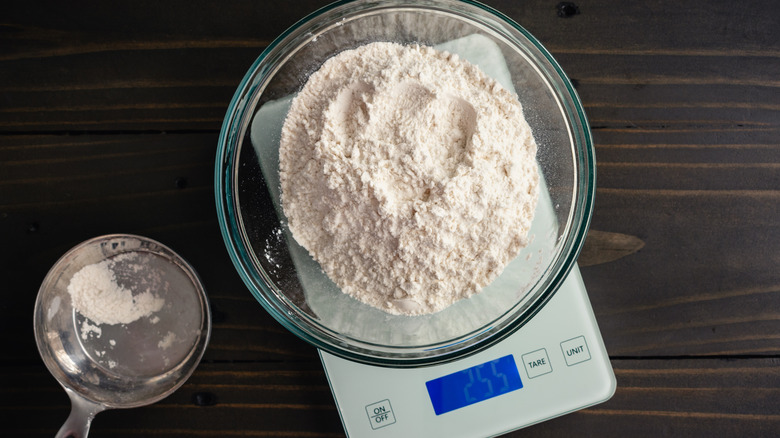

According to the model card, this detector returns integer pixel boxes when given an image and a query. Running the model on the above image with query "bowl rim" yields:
[215,0,595,367]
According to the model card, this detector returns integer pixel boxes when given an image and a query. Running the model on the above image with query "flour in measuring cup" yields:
[279,42,539,315]
[67,252,165,325]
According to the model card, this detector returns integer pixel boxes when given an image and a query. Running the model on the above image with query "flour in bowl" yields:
[279,42,539,315]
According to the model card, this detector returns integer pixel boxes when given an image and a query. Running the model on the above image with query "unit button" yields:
[561,336,591,366]
[521,348,553,378]
[365,399,396,430]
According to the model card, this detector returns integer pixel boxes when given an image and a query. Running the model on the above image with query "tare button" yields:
[560,336,591,366]
[365,399,396,430]
[521,348,552,378]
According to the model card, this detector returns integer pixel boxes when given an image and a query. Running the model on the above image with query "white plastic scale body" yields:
[319,265,616,437]
[250,34,616,438]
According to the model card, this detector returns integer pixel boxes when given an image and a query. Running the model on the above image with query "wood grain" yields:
[2,0,778,436]
[579,230,645,267]
[3,359,777,437]
[1,0,778,132]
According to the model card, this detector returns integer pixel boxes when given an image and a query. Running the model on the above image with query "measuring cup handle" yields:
[55,388,106,438]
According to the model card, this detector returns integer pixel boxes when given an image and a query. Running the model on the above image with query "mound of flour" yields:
[279,42,539,315]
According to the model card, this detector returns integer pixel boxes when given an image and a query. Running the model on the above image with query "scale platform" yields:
[319,266,615,437]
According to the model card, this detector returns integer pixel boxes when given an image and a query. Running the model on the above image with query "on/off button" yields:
[365,399,396,430]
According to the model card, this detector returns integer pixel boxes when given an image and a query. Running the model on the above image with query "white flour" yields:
[279,42,539,315]
[67,252,165,325]
[158,331,177,349]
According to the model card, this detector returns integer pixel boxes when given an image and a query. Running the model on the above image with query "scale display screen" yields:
[426,354,523,415]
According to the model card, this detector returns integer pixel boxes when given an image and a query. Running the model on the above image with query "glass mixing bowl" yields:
[215,0,594,367]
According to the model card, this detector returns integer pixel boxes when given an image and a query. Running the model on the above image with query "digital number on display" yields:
[425,354,523,415]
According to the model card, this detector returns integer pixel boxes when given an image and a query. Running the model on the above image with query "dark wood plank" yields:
[1,0,778,131]
[2,1,778,437]
[584,123,780,357]
[0,0,331,132]
[584,189,780,357]
[4,359,777,437]
[523,358,780,437]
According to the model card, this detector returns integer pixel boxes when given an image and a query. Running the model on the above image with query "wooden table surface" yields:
[2,0,778,436]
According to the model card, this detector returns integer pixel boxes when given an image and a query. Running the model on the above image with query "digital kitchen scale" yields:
[319,265,615,437]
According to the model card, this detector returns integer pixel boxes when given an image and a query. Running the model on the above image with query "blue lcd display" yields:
[426,354,523,415]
